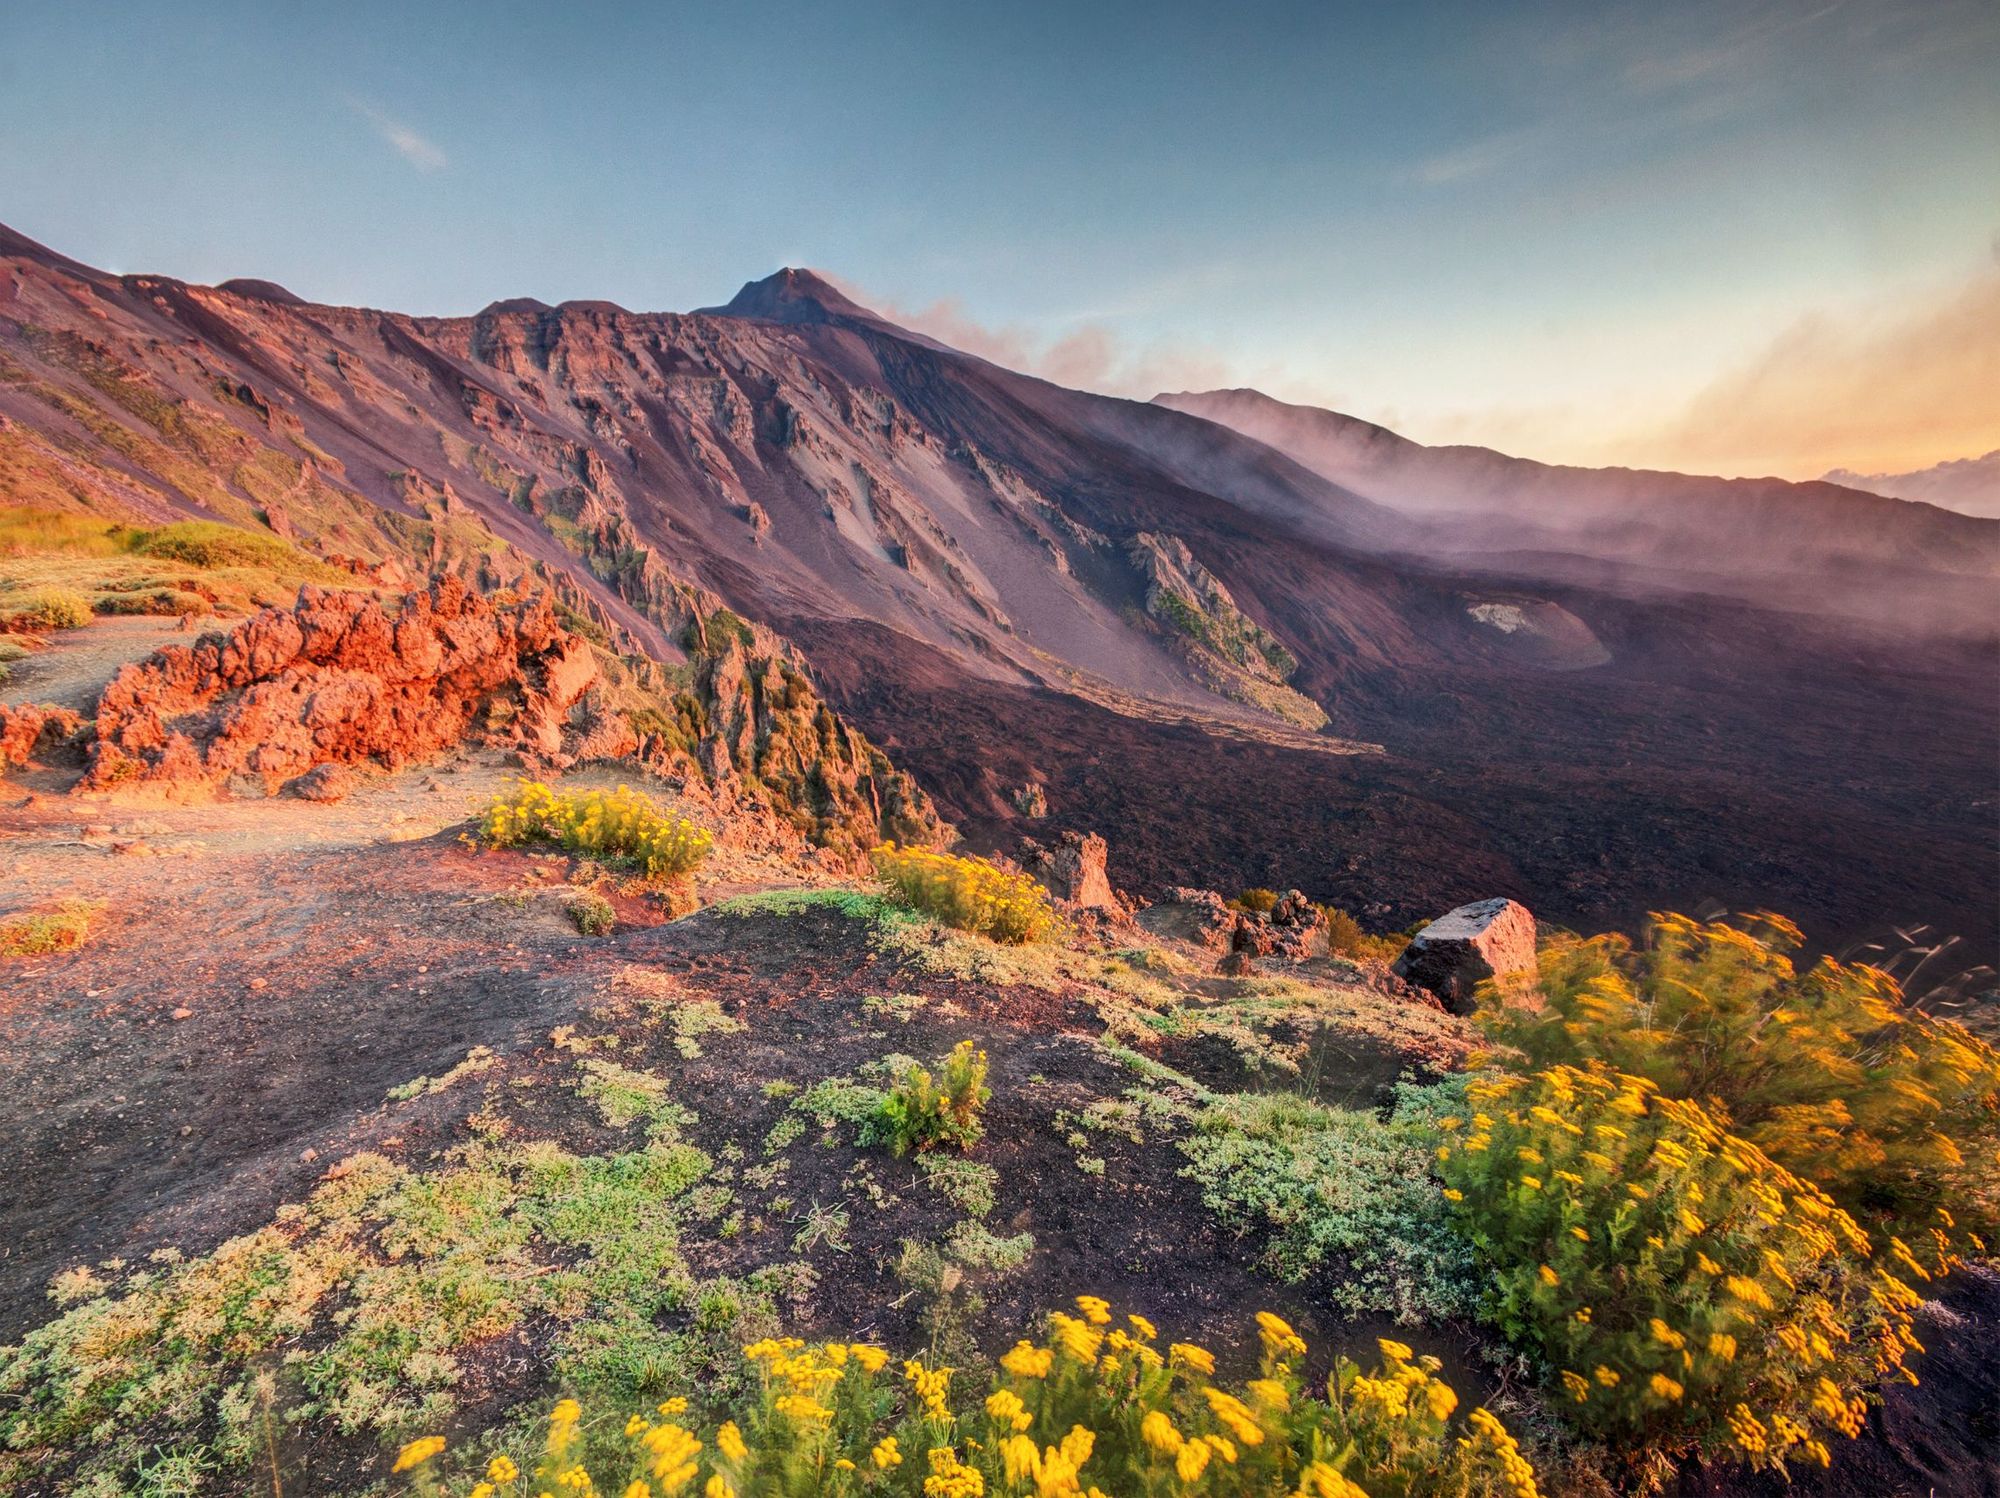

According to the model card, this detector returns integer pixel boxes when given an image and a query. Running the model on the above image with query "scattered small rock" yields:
[170,1006,193,1020]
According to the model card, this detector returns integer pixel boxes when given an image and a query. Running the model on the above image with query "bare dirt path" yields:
[1,615,200,711]
[0,746,812,1336]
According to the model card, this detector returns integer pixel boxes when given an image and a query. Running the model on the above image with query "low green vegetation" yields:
[670,998,746,1059]
[0,505,344,622]
[866,1041,991,1156]
[0,900,100,958]
[1,585,91,631]
[1179,1080,1484,1321]
[567,890,616,935]
[918,1155,999,1218]
[0,1133,811,1494]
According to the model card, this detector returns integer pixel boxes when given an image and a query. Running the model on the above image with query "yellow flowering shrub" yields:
[1479,911,1999,1263]
[871,845,1056,945]
[394,1302,1540,1497]
[1438,1065,1925,1473]
[480,781,711,879]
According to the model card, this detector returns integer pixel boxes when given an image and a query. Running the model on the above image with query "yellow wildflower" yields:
[1296,1461,1369,1498]
[986,1389,1033,1433]
[1169,1342,1216,1376]
[392,1436,446,1473]
[1141,1410,1185,1454]
[1001,1341,1055,1379]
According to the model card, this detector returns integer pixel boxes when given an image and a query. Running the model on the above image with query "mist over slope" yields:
[1154,386,1996,633]
[2,221,1993,961]
[1824,450,2000,520]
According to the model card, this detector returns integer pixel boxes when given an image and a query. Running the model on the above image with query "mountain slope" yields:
[1,224,1993,963]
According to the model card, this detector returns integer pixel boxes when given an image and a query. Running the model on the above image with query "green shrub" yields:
[871,844,1056,944]
[568,891,616,936]
[1234,887,1279,914]
[4,586,92,631]
[1480,911,1999,1263]
[481,780,712,879]
[866,1041,990,1156]
[0,901,100,958]
[1440,1065,1921,1475]
[0,506,130,557]
[1322,905,1410,963]
[93,586,209,616]
[129,520,303,570]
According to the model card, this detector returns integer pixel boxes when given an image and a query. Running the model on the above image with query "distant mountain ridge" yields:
[1,222,1993,962]
[1823,451,2000,520]
[1152,387,1995,605]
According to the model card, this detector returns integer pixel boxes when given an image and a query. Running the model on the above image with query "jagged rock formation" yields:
[81,577,625,795]
[58,573,948,861]
[0,702,84,767]
[1021,830,1124,914]
[681,638,948,859]
[1391,898,1539,1014]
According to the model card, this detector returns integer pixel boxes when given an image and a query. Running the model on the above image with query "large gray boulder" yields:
[1391,898,1538,1014]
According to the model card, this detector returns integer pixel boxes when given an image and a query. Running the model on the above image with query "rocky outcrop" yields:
[1137,884,1323,964]
[1020,831,1125,915]
[81,577,626,795]
[665,637,950,863]
[1127,532,1328,730]
[1391,898,1538,1014]
[285,762,356,802]
[1140,887,1237,951]
[0,703,85,767]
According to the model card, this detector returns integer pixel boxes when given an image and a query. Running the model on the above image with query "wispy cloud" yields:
[1628,256,2000,477]
[1406,0,1853,189]
[344,95,448,173]
[833,281,1234,400]
[1412,130,1534,186]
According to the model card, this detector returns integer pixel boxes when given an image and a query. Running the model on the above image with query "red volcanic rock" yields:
[0,703,85,767]
[81,578,629,795]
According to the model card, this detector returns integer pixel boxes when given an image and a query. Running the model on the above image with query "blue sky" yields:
[3,0,1995,476]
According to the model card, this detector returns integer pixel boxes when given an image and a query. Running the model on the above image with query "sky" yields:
[2,0,1995,480]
